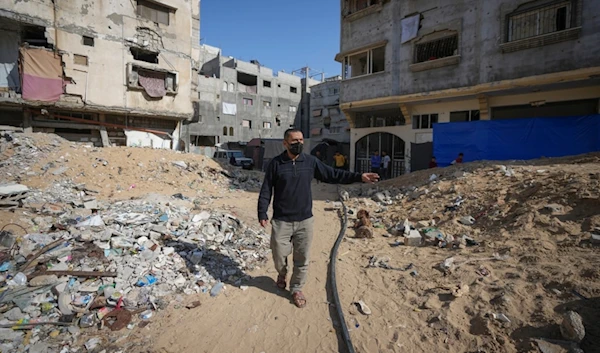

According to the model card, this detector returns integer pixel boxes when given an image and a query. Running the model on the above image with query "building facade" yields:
[186,45,305,154]
[336,0,600,176]
[309,76,351,163]
[0,0,200,148]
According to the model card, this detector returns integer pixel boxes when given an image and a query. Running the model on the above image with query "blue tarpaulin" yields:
[433,115,600,167]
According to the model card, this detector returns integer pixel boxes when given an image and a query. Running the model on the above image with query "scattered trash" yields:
[489,313,511,323]
[440,257,455,274]
[139,310,153,320]
[353,300,372,315]
[210,282,225,297]
[404,230,422,247]
[136,274,158,287]
[459,216,475,226]
[185,301,202,309]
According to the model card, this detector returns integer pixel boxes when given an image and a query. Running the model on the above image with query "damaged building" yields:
[308,76,351,164]
[0,0,200,149]
[186,45,305,155]
[336,0,600,176]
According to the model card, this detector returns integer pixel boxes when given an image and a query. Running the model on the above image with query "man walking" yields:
[258,129,379,308]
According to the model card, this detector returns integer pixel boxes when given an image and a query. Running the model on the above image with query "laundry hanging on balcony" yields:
[401,14,420,44]
[138,69,167,98]
[19,46,63,102]
[222,102,237,115]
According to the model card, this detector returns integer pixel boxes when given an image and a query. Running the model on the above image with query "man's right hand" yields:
[259,219,269,228]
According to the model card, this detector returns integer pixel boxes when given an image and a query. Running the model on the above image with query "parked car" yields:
[213,150,254,170]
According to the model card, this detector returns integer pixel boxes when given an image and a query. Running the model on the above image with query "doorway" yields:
[355,132,405,177]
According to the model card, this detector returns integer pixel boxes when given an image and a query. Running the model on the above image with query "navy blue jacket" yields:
[258,151,363,222]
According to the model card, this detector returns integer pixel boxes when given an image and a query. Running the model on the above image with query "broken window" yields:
[276,116,281,126]
[450,110,480,123]
[229,82,234,92]
[289,106,297,113]
[229,127,234,136]
[414,35,458,64]
[223,126,228,136]
[242,120,252,129]
[343,45,385,79]
[243,98,253,106]
[137,0,171,25]
[347,0,380,15]
[237,72,257,94]
[222,81,228,91]
[508,1,572,42]
[263,80,272,88]
[328,107,340,116]
[21,25,50,48]
[128,65,178,95]
[74,54,88,66]
[263,101,271,108]
[263,122,272,129]
[290,86,298,94]
[83,36,94,47]
[312,109,322,117]
[412,114,438,129]
[130,47,159,64]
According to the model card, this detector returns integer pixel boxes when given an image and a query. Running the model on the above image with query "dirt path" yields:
[135,183,345,353]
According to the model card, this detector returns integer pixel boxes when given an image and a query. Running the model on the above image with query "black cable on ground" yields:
[328,187,356,353]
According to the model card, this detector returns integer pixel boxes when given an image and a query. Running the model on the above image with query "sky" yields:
[200,0,341,78]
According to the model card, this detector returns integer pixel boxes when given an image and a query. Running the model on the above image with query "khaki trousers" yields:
[270,217,314,293]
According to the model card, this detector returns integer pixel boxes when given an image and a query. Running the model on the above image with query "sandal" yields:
[276,274,286,290]
[292,291,307,308]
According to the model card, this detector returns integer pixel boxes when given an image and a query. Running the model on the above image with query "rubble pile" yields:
[0,190,270,352]
[0,131,271,352]
[0,131,63,184]
[336,156,600,353]
[343,159,600,249]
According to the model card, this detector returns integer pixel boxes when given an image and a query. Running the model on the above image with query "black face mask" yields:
[288,142,303,156]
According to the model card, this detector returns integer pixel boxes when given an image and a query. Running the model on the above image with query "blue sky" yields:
[200,0,341,78]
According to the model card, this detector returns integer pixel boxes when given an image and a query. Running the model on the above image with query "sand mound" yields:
[338,158,600,352]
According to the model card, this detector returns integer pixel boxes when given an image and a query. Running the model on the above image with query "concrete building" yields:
[336,0,600,176]
[308,76,351,163]
[186,45,305,154]
[0,0,200,148]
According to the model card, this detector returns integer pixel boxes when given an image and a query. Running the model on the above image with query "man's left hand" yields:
[361,173,380,183]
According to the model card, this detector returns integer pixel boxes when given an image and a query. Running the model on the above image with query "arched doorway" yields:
[355,132,405,178]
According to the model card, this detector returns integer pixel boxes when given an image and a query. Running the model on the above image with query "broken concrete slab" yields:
[0,183,29,196]
[52,166,68,175]
[404,230,422,247]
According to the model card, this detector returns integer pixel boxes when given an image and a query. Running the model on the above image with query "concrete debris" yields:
[0,178,269,352]
[560,311,585,343]
[404,230,422,247]
[459,216,475,225]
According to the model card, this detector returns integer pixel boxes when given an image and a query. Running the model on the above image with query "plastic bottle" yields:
[12,272,27,286]
[210,282,224,297]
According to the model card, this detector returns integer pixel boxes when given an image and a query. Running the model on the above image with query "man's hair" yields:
[284,128,302,140]
[432,156,436,159]
[459,152,464,156]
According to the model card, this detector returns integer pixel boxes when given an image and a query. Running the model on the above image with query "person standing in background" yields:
[370,150,381,176]
[429,156,438,168]
[333,151,346,170]
[381,151,391,180]
[451,153,464,165]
